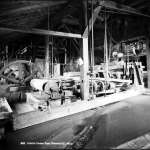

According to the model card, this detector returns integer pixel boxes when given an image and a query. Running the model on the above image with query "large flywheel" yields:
[0,60,43,85]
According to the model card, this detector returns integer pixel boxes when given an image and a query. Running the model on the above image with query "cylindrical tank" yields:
[30,79,49,91]
[30,79,60,94]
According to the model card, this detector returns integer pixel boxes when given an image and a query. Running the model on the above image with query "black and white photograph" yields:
[0,0,150,149]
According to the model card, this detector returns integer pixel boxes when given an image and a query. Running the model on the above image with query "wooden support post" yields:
[64,48,67,64]
[80,5,102,100]
[45,36,50,78]
[83,0,88,28]
[5,45,8,63]
[83,6,102,37]
[146,38,150,89]
[80,37,89,100]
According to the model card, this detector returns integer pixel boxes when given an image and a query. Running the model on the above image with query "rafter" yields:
[83,6,102,37]
[0,27,82,39]
[129,0,147,7]
[0,1,67,17]
[99,0,150,18]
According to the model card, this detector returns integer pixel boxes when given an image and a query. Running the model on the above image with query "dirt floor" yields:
[1,94,150,150]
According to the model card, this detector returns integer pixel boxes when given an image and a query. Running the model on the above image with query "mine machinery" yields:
[0,60,43,103]
[0,47,145,138]
[0,1,150,149]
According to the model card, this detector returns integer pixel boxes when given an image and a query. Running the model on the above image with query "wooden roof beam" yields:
[129,0,147,7]
[0,27,82,39]
[99,0,150,18]
[136,1,150,10]
[83,6,102,37]
[83,0,150,38]
[0,1,67,17]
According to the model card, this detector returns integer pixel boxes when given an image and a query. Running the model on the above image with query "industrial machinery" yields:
[0,60,43,103]
[0,60,44,136]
